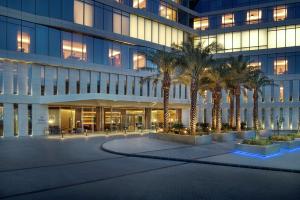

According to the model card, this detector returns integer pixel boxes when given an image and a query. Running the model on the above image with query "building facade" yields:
[0,0,199,136]
[0,0,299,137]
[194,0,300,130]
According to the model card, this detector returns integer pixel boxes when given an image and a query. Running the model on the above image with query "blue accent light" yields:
[233,150,283,159]
[234,146,300,159]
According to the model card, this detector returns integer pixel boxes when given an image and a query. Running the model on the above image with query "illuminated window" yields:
[74,0,93,27]
[133,53,146,70]
[279,82,284,102]
[274,5,287,21]
[193,17,209,30]
[62,40,87,61]
[248,62,261,69]
[133,0,146,9]
[109,48,121,67]
[274,59,288,75]
[247,9,262,24]
[222,13,234,27]
[159,2,177,21]
[17,32,30,53]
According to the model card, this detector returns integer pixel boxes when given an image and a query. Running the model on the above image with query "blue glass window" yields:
[36,0,49,17]
[36,25,49,55]
[49,28,61,57]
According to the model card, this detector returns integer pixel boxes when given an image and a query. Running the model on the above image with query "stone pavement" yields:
[102,136,300,172]
[1,135,300,200]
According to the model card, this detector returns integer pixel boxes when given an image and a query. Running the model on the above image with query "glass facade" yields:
[193,2,300,30]
[195,25,300,53]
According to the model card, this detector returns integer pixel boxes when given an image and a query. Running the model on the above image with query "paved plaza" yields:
[0,135,300,200]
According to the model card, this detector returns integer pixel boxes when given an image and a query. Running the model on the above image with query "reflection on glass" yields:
[274,59,288,75]
[17,31,30,53]
[274,5,287,21]
[133,53,146,70]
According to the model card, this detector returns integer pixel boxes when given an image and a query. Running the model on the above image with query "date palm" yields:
[147,48,178,132]
[175,38,218,135]
[227,55,249,132]
[201,59,228,133]
[245,68,273,130]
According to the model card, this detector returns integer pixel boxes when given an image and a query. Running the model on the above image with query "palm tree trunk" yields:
[190,81,198,135]
[212,95,216,129]
[215,88,222,133]
[235,85,241,132]
[163,72,171,132]
[253,88,259,131]
[163,87,170,132]
[229,90,235,128]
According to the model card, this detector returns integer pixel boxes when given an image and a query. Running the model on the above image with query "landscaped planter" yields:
[237,131,256,140]
[235,143,281,155]
[212,132,236,142]
[273,139,300,149]
[150,133,212,145]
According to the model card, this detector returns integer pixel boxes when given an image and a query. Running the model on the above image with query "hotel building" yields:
[194,0,300,130]
[0,0,299,137]
[0,0,198,136]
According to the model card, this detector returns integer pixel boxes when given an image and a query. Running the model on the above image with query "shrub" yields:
[172,123,185,134]
[199,123,210,132]
[221,123,230,131]
[241,122,247,130]
[242,139,272,145]
[271,135,295,141]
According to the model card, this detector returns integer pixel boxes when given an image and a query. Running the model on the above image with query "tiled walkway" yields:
[102,136,300,172]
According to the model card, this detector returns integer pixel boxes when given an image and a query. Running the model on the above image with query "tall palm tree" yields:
[245,68,273,130]
[228,89,235,128]
[201,59,228,133]
[175,38,218,135]
[147,48,177,132]
[227,55,249,132]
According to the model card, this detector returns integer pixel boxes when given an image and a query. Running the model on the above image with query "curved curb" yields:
[101,142,300,174]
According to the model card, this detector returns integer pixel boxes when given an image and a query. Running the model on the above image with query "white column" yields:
[127,76,134,96]
[57,68,68,95]
[80,70,89,94]
[207,106,212,126]
[283,81,289,103]
[90,71,98,94]
[32,104,48,136]
[283,107,289,130]
[182,108,190,127]
[118,75,126,95]
[247,106,253,128]
[198,106,204,124]
[134,77,140,96]
[3,63,13,95]
[110,74,117,95]
[222,107,228,123]
[274,80,280,102]
[18,104,28,136]
[264,85,271,103]
[31,65,41,96]
[18,64,28,95]
[265,107,271,129]
[100,73,108,94]
[292,107,299,130]
[69,69,79,94]
[293,80,299,102]
[4,103,14,137]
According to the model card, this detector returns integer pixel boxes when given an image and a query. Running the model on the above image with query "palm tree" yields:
[245,68,273,131]
[228,89,235,128]
[147,48,177,132]
[201,59,228,133]
[227,55,249,132]
[175,38,218,135]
